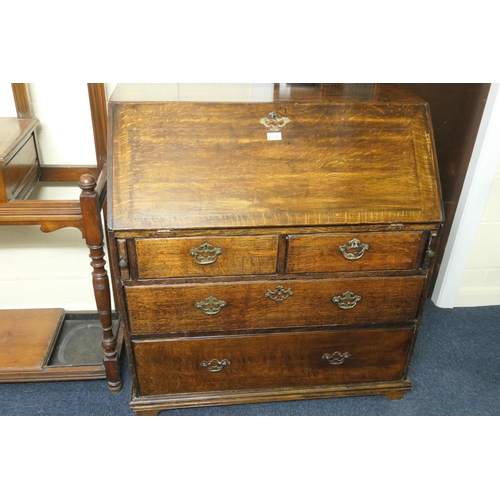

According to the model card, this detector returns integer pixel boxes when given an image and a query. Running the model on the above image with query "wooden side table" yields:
[0,84,122,391]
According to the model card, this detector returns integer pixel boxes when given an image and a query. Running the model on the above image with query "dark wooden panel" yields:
[136,235,279,278]
[395,83,491,293]
[133,328,413,395]
[125,276,425,334]
[3,135,39,200]
[287,231,423,273]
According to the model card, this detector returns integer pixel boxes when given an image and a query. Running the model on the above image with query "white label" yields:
[267,131,282,141]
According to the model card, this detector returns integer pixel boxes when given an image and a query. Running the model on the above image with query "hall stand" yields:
[0,83,122,392]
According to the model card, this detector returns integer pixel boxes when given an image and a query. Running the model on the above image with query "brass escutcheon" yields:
[195,296,227,316]
[190,242,222,265]
[200,359,231,372]
[260,111,290,131]
[265,285,294,302]
[332,291,362,310]
[339,238,370,260]
[322,352,350,365]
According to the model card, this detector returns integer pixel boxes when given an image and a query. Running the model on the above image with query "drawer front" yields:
[135,235,279,278]
[125,276,424,334]
[287,232,423,273]
[133,328,413,396]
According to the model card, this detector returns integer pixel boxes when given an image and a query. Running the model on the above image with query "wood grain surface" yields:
[133,327,413,395]
[287,231,423,273]
[0,309,64,370]
[135,235,278,278]
[108,86,443,230]
[125,276,425,334]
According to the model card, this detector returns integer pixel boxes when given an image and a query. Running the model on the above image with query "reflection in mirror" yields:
[276,83,380,101]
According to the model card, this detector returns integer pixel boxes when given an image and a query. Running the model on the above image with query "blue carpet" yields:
[1,300,499,416]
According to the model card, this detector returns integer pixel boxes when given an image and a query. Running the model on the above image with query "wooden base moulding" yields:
[131,381,411,416]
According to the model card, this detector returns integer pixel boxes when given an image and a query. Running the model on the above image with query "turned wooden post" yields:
[87,84,107,175]
[11,83,33,118]
[79,174,122,392]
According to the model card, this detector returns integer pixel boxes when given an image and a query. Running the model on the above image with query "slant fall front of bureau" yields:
[106,83,444,415]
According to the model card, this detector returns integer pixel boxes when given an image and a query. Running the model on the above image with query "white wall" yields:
[456,156,500,306]
[0,83,16,116]
[29,83,96,165]
[0,83,499,311]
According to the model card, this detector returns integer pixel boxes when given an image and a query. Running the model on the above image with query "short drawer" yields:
[135,235,279,278]
[125,276,424,334]
[133,327,413,396]
[287,232,424,273]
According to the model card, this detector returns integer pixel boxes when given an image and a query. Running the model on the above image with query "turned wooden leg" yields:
[79,174,122,392]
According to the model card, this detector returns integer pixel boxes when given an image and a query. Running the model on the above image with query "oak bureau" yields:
[106,83,444,415]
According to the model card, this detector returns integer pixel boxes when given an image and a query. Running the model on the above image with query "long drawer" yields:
[287,231,424,273]
[133,328,413,396]
[135,235,279,278]
[125,276,425,334]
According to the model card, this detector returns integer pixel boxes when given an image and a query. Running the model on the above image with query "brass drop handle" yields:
[265,285,294,302]
[332,291,362,310]
[200,359,231,372]
[260,111,290,131]
[190,242,222,265]
[339,238,370,260]
[322,352,350,365]
[195,296,227,316]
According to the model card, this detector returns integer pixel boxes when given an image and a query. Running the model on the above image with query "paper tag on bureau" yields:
[267,132,282,140]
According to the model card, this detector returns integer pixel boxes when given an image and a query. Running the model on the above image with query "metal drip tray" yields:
[49,313,118,367]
